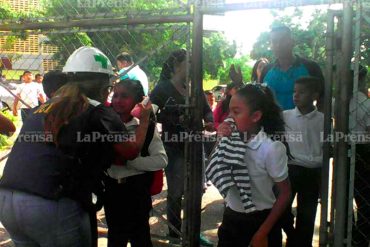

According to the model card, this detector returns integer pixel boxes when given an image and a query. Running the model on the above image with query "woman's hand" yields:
[217,121,232,137]
[229,64,243,84]
[250,231,268,247]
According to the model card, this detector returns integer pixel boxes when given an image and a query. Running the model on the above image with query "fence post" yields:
[347,1,362,244]
[333,1,353,246]
[319,9,336,247]
[183,0,203,246]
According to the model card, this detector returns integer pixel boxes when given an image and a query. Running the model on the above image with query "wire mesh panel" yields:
[322,2,370,246]
[349,2,370,246]
[0,0,200,246]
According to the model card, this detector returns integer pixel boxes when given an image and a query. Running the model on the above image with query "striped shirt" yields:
[205,118,256,213]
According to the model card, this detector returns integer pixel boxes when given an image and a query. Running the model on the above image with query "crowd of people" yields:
[0,24,368,247]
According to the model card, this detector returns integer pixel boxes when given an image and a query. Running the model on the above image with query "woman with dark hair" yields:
[104,79,167,247]
[0,47,151,246]
[251,58,269,83]
[150,49,214,246]
[213,82,240,129]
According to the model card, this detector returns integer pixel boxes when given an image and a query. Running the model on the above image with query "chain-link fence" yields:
[1,0,369,247]
[320,1,370,246]
[0,0,198,246]
[348,2,370,246]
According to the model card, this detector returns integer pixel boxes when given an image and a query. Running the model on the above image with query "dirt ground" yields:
[0,178,224,247]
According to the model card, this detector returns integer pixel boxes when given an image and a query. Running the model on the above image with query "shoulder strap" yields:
[141,120,155,157]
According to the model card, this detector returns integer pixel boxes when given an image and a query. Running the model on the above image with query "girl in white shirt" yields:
[104,80,167,247]
[216,84,291,247]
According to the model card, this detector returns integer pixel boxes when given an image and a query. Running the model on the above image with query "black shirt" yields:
[0,101,126,207]
[150,79,213,148]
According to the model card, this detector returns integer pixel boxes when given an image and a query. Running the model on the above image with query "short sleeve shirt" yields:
[0,100,127,200]
[262,56,324,110]
[16,82,41,108]
[225,129,288,212]
[283,107,324,168]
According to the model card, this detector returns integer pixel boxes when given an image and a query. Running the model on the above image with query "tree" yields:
[203,32,237,80]
[39,0,238,85]
[251,8,370,69]
[251,9,327,67]
[0,3,39,73]
[217,55,252,84]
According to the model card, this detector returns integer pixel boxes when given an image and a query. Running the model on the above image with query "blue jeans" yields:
[164,145,185,238]
[0,189,91,247]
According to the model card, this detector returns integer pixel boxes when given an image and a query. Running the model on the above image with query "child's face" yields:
[229,94,261,133]
[23,73,33,83]
[206,93,215,106]
[111,85,136,115]
[293,84,316,109]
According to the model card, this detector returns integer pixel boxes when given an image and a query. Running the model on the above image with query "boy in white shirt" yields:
[283,76,324,247]
[13,71,45,121]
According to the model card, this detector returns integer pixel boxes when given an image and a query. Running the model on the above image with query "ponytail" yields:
[236,84,292,159]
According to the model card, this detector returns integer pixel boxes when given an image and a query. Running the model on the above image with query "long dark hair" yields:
[159,49,187,81]
[251,58,269,82]
[236,84,292,158]
[221,82,239,113]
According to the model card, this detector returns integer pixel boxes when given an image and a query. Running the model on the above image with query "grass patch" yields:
[0,110,20,150]
[2,70,39,80]
[203,80,219,90]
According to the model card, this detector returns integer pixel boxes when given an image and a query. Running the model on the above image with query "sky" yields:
[203,1,343,55]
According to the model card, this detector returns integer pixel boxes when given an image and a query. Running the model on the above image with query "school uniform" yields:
[104,117,167,247]
[213,128,288,247]
[283,107,324,247]
[16,82,42,121]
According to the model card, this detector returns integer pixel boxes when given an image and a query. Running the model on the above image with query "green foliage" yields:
[37,0,192,85]
[251,8,370,68]
[360,19,370,67]
[0,111,18,150]
[0,3,16,19]
[203,32,237,79]
[44,32,93,69]
[217,55,252,84]
[251,8,327,67]
[37,0,237,87]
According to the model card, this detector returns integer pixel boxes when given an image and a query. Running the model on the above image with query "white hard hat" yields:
[63,46,113,75]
